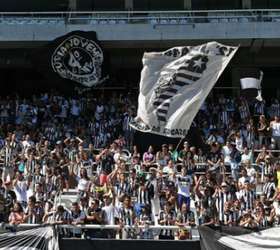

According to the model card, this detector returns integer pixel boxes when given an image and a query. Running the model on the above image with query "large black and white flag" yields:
[199,226,280,250]
[240,69,263,101]
[0,226,59,250]
[32,30,108,88]
[130,42,238,138]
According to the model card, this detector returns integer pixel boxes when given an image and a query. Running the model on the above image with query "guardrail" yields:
[0,9,279,25]
[6,223,199,240]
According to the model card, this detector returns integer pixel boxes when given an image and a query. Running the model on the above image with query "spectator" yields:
[270,115,280,150]
[176,202,195,239]
[8,202,24,226]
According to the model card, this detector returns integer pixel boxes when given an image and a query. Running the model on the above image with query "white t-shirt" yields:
[272,122,280,137]
[246,167,256,178]
[238,176,251,186]
[71,104,80,116]
[22,140,34,150]
[241,151,252,164]
[235,137,243,151]
[162,166,174,175]
[102,204,116,225]
[176,175,192,197]
[222,146,232,165]
[14,181,28,203]
[77,178,90,192]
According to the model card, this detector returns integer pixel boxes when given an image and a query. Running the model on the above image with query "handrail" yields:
[7,223,192,231]
[0,9,280,15]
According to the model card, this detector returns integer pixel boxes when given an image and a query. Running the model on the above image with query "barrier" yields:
[0,9,279,25]
[6,223,200,241]
[59,238,201,250]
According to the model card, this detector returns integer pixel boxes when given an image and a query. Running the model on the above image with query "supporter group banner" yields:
[130,42,238,138]
[32,30,108,88]
[199,226,280,250]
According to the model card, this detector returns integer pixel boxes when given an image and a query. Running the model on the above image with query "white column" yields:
[184,0,192,10]
[242,0,252,9]
[68,0,77,11]
[125,0,133,10]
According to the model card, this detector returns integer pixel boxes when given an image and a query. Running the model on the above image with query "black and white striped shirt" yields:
[239,189,256,211]
[220,211,234,225]
[115,182,132,197]
[119,207,134,226]
[263,181,276,200]
[158,210,176,237]
[137,181,154,205]
[216,191,234,221]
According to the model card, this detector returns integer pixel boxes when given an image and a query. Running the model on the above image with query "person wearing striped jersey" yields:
[176,202,195,239]
[119,195,136,239]
[238,180,256,212]
[263,174,276,200]
[135,178,154,217]
[220,201,235,226]
[214,182,236,224]
[158,201,176,240]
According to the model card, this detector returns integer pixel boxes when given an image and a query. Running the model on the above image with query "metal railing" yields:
[0,9,279,25]
[5,223,199,240]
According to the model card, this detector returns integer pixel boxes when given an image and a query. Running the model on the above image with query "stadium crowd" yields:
[0,92,279,240]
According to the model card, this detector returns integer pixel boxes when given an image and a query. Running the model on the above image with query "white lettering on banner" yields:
[51,35,104,87]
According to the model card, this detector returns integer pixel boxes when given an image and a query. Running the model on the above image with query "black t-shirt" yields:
[4,189,16,212]
[100,154,114,175]
[86,207,102,224]
[206,151,222,164]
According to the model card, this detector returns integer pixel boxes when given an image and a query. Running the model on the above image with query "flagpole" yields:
[175,136,185,152]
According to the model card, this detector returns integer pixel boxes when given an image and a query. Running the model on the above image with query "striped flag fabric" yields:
[0,226,59,250]
[130,42,238,137]
[199,226,280,250]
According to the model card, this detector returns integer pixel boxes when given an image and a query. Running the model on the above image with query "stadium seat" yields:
[220,18,228,23]
[179,19,188,24]
[240,17,249,22]
[273,18,280,22]
[170,19,177,24]
[209,18,218,23]
[48,20,58,25]
[90,19,98,25]
[99,20,107,24]
[57,20,65,25]
[109,20,116,25]
[150,19,158,25]
[229,18,238,23]
[118,20,127,24]
[38,20,48,25]
[159,19,168,25]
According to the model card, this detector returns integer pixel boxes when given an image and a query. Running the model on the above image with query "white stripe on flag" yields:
[178,69,202,77]
[218,227,280,250]
[175,76,194,85]
[240,77,260,89]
